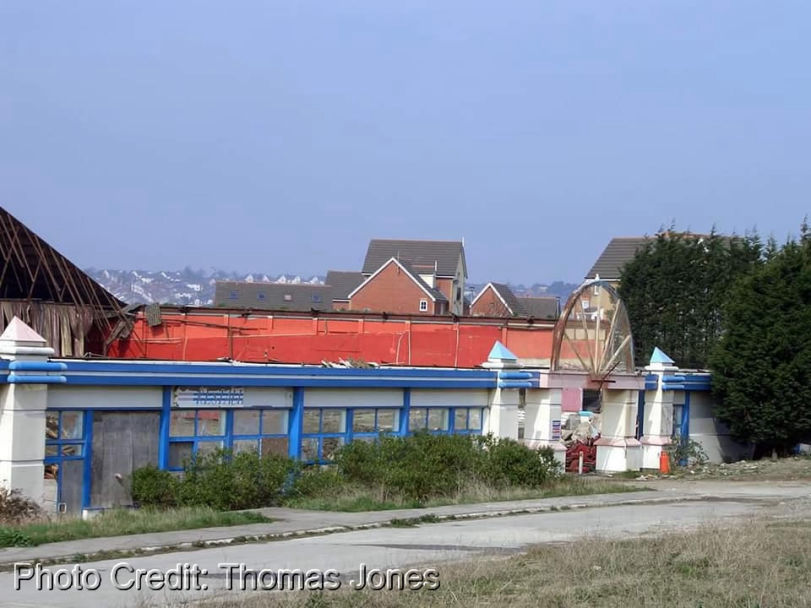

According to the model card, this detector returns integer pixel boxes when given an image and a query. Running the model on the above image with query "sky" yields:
[1,1,809,284]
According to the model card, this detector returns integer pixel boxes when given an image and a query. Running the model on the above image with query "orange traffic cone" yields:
[659,450,671,475]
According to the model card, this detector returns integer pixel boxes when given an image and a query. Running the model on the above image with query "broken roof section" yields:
[0,206,123,309]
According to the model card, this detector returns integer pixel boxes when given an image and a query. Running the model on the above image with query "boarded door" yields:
[90,412,160,508]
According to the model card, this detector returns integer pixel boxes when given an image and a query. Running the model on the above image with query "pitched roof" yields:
[516,296,560,320]
[0,206,122,309]
[214,281,333,312]
[471,283,560,319]
[362,239,466,278]
[325,270,364,301]
[489,282,524,315]
[585,237,649,280]
[349,258,448,302]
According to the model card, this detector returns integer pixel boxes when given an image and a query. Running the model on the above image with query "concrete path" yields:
[1,481,809,607]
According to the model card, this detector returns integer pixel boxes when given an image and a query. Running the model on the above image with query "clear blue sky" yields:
[1,1,809,284]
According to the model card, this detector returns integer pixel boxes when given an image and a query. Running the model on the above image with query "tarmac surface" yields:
[1,480,809,607]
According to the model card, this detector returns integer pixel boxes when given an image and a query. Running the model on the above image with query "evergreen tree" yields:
[618,230,761,369]
[709,233,811,454]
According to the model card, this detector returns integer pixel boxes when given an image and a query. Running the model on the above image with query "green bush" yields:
[334,432,559,502]
[132,450,297,511]
[132,465,179,508]
[289,466,345,498]
[476,435,561,488]
[132,433,563,511]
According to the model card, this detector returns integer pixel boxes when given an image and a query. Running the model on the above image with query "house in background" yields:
[324,270,364,311]
[347,257,449,315]
[214,281,333,312]
[585,237,649,285]
[470,282,559,319]
[362,239,466,315]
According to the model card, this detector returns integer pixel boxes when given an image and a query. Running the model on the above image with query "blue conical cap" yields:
[488,341,518,361]
[649,347,675,365]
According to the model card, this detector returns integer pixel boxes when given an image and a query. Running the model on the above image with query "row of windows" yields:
[45,406,486,469]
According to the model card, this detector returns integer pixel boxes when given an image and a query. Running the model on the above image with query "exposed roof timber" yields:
[0,207,124,324]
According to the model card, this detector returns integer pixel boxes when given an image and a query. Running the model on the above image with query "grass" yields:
[0,506,271,548]
[204,516,811,608]
[282,476,643,512]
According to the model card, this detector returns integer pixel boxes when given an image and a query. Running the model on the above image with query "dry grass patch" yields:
[670,455,811,481]
[201,517,811,608]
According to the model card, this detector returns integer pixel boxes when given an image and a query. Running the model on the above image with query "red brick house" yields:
[361,239,466,315]
[470,282,559,319]
[348,258,449,315]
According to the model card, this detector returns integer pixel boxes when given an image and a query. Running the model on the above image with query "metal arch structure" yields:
[551,279,635,380]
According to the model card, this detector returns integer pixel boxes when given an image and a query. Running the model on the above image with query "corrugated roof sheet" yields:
[362,239,466,278]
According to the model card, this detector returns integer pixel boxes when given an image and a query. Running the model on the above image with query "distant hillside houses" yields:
[85,268,324,306]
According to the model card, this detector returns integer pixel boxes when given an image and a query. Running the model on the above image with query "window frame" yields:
[166,407,290,471]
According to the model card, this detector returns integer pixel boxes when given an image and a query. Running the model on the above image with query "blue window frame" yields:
[407,407,450,433]
[44,410,88,509]
[231,409,289,458]
[166,408,290,470]
[350,408,400,441]
[407,407,484,435]
[451,407,484,434]
[301,408,347,463]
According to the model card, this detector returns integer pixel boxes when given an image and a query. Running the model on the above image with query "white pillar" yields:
[0,318,58,504]
[595,388,641,472]
[485,387,520,439]
[524,388,567,466]
[640,348,677,469]
[482,341,522,440]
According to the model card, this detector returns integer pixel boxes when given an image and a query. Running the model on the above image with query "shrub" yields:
[476,435,561,488]
[0,487,43,525]
[132,465,179,508]
[289,466,345,499]
[132,450,298,511]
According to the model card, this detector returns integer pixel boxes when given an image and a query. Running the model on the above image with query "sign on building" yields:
[173,386,245,407]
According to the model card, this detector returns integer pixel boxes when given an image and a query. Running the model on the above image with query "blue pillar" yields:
[398,388,411,436]
[158,387,172,469]
[288,387,304,460]
[81,410,94,509]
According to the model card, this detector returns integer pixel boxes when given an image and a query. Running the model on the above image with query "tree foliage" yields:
[618,230,762,369]
[709,229,811,454]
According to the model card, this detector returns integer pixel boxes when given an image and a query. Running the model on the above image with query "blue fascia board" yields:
[644,373,711,391]
[10,361,68,372]
[61,374,497,389]
[498,380,533,389]
[60,360,495,379]
[8,373,67,384]
[498,371,533,380]
[56,360,499,389]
